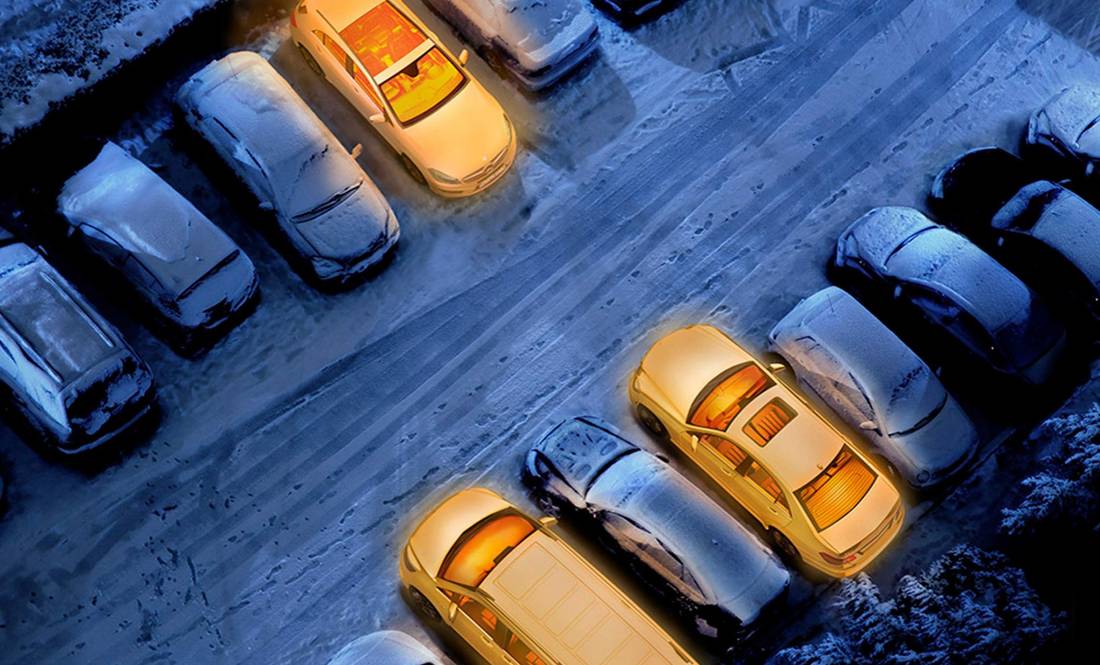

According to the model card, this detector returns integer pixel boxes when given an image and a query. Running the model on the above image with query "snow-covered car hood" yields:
[1032,85,1100,161]
[588,451,789,623]
[532,417,638,495]
[58,142,240,298]
[326,631,441,665]
[292,179,392,263]
[401,80,512,181]
[839,206,938,271]
[896,394,977,475]
[498,1,597,70]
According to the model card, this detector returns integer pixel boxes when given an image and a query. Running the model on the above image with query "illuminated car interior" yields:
[689,362,774,430]
[340,2,425,77]
[450,594,547,665]
[743,397,797,447]
[440,512,535,588]
[796,448,876,531]
[380,48,464,124]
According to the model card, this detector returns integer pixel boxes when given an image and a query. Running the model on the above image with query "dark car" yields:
[593,0,681,22]
[931,147,1100,325]
[833,206,1066,385]
[59,142,259,354]
[0,231,156,454]
[523,416,790,643]
[1026,85,1100,185]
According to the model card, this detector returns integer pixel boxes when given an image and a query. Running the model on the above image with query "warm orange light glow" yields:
[743,398,796,447]
[340,2,425,77]
[797,449,876,531]
[380,48,464,124]
[441,513,534,588]
[690,363,773,430]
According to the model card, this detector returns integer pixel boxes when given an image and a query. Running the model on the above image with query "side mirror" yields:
[368,113,386,125]
[448,601,459,622]
[350,143,363,159]
[689,434,699,452]
[458,49,470,66]
[859,420,878,432]
[769,362,788,373]
[539,515,558,528]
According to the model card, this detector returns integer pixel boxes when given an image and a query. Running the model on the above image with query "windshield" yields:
[279,145,363,220]
[795,448,876,531]
[291,179,361,222]
[689,362,774,431]
[380,48,465,124]
[440,512,535,588]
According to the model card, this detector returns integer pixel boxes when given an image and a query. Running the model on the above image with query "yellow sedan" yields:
[628,325,904,577]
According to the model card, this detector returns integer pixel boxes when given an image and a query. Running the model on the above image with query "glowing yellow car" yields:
[628,325,904,577]
[400,488,699,665]
[291,0,516,197]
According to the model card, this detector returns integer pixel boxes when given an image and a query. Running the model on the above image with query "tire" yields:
[770,529,801,564]
[408,587,442,623]
[401,154,426,185]
[635,405,668,441]
[297,43,324,78]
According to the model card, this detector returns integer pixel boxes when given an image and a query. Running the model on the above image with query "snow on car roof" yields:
[58,142,238,297]
[1035,84,1100,151]
[782,287,946,435]
[0,245,117,386]
[885,224,1033,334]
[995,182,1100,288]
[587,450,787,621]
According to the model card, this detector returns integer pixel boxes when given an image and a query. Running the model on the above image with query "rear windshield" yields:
[796,448,876,531]
[441,512,535,588]
[689,362,774,430]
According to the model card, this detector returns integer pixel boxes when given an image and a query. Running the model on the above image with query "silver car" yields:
[176,51,399,287]
[769,287,979,488]
[423,0,600,91]
[0,230,156,454]
[326,631,440,665]
[1026,85,1100,183]
[59,142,259,354]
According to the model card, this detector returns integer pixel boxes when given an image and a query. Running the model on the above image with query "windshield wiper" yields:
[292,180,362,222]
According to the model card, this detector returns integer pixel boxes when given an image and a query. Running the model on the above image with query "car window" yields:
[742,398,797,447]
[379,48,466,125]
[700,434,747,467]
[689,362,774,430]
[315,30,348,67]
[340,1,428,77]
[743,460,790,512]
[834,376,875,422]
[440,512,535,588]
[796,448,876,531]
[349,60,385,109]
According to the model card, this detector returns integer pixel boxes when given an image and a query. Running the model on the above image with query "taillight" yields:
[290,10,297,27]
[820,551,858,567]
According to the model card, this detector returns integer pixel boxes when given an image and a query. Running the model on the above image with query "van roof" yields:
[482,531,694,665]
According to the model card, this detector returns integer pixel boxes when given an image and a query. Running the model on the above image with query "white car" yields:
[325,631,440,665]
[177,51,399,287]
[769,287,979,488]
[422,0,600,91]
[290,0,517,197]
[59,142,259,354]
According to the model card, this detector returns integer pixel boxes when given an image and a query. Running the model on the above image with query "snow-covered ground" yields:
[2,0,1100,663]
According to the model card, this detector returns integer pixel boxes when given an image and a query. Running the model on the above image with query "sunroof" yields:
[340,2,426,78]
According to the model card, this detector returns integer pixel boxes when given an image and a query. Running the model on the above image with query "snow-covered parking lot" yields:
[2,1,1100,663]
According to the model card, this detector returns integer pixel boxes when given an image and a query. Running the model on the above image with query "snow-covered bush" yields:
[1000,404,1100,538]
[769,546,1064,665]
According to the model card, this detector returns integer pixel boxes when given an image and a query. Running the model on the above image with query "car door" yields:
[445,591,511,665]
[599,511,708,607]
[737,456,793,530]
[690,430,756,506]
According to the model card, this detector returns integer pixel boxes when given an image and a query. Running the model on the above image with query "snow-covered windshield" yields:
[494,0,583,50]
[291,179,362,223]
[277,144,363,220]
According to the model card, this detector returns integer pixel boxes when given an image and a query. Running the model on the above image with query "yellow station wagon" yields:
[400,488,699,665]
[628,325,905,577]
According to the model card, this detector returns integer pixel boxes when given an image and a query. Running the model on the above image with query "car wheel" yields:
[770,529,801,564]
[401,154,427,185]
[408,587,442,623]
[296,44,324,78]
[636,405,668,441]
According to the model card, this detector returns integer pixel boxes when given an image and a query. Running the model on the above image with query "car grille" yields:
[463,143,510,185]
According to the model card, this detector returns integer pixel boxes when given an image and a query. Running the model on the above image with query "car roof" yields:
[58,142,237,297]
[772,287,946,432]
[587,450,788,622]
[326,631,440,665]
[408,488,513,580]
[0,244,119,386]
[532,417,639,495]
[480,530,692,665]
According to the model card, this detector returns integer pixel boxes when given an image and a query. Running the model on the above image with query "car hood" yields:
[895,395,977,474]
[502,4,597,70]
[293,181,392,263]
[401,82,512,180]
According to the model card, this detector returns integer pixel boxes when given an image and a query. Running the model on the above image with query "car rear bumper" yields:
[506,28,600,92]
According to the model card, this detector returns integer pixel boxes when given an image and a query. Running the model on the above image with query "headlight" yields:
[310,256,343,279]
[428,168,461,185]
[916,469,931,484]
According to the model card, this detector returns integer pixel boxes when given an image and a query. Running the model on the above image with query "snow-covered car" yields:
[522,416,789,642]
[1026,85,1100,184]
[0,230,156,455]
[176,51,399,287]
[768,287,979,489]
[592,0,679,22]
[290,0,517,197]
[833,207,1067,386]
[421,0,600,91]
[932,147,1100,325]
[58,142,259,354]
[628,325,905,578]
[400,488,700,665]
[325,631,440,665]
